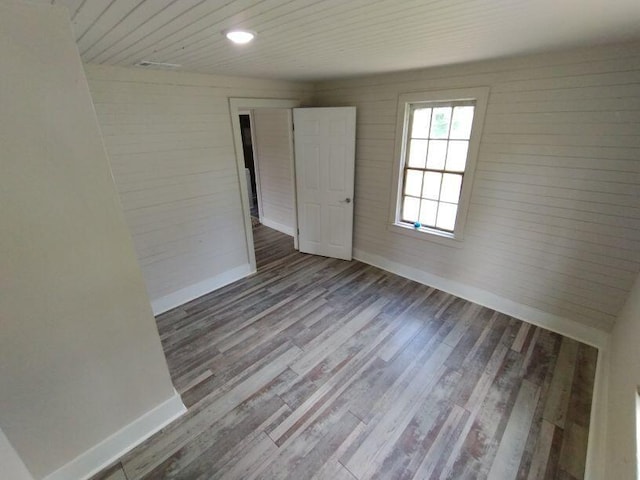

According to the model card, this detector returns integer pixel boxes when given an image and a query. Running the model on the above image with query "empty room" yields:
[1,1,640,479]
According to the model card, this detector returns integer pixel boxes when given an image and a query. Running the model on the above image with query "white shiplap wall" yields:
[314,42,640,332]
[252,108,295,236]
[84,64,312,312]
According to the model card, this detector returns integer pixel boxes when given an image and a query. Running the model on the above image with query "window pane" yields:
[426,140,447,170]
[411,108,431,138]
[446,141,469,172]
[422,172,442,200]
[429,107,452,138]
[450,106,475,140]
[419,200,438,227]
[404,169,423,197]
[440,174,462,203]
[402,196,420,222]
[408,139,427,168]
[436,202,458,231]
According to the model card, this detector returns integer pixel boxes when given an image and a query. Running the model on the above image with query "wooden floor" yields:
[94,224,597,480]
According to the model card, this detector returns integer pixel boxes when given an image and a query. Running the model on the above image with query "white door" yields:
[294,107,356,260]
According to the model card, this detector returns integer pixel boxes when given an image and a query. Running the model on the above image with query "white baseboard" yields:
[44,390,186,480]
[353,248,610,480]
[151,264,252,315]
[353,248,609,349]
[260,217,294,237]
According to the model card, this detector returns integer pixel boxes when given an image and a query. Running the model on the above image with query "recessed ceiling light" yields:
[224,29,256,45]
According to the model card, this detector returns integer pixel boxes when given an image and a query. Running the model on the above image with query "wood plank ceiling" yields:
[29,0,640,80]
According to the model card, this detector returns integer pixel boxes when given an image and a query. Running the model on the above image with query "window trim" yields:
[388,87,490,245]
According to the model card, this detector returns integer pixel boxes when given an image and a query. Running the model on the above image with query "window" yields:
[390,88,489,243]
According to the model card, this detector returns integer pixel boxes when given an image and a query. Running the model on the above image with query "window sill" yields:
[388,222,464,248]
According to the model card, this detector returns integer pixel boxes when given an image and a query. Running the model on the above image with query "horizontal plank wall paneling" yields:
[314,42,640,332]
[85,64,312,312]
[252,108,296,236]
[27,0,640,81]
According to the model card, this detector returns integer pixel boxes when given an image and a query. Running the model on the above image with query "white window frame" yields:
[388,87,489,246]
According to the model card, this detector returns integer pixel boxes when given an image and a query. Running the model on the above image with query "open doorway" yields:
[244,108,297,270]
[238,113,294,270]
[238,109,297,271]
[231,100,357,273]
[238,113,259,223]
[230,98,301,274]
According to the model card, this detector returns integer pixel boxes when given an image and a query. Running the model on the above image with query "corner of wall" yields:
[585,336,610,480]
[151,263,252,315]
[0,428,34,480]
[604,272,640,479]
[43,391,186,480]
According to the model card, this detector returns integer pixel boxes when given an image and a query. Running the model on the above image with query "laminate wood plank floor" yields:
[93,224,597,480]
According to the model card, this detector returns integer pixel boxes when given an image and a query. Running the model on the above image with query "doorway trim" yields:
[229,98,301,273]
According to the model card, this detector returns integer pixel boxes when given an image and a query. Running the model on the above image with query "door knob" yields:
[343,198,351,204]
